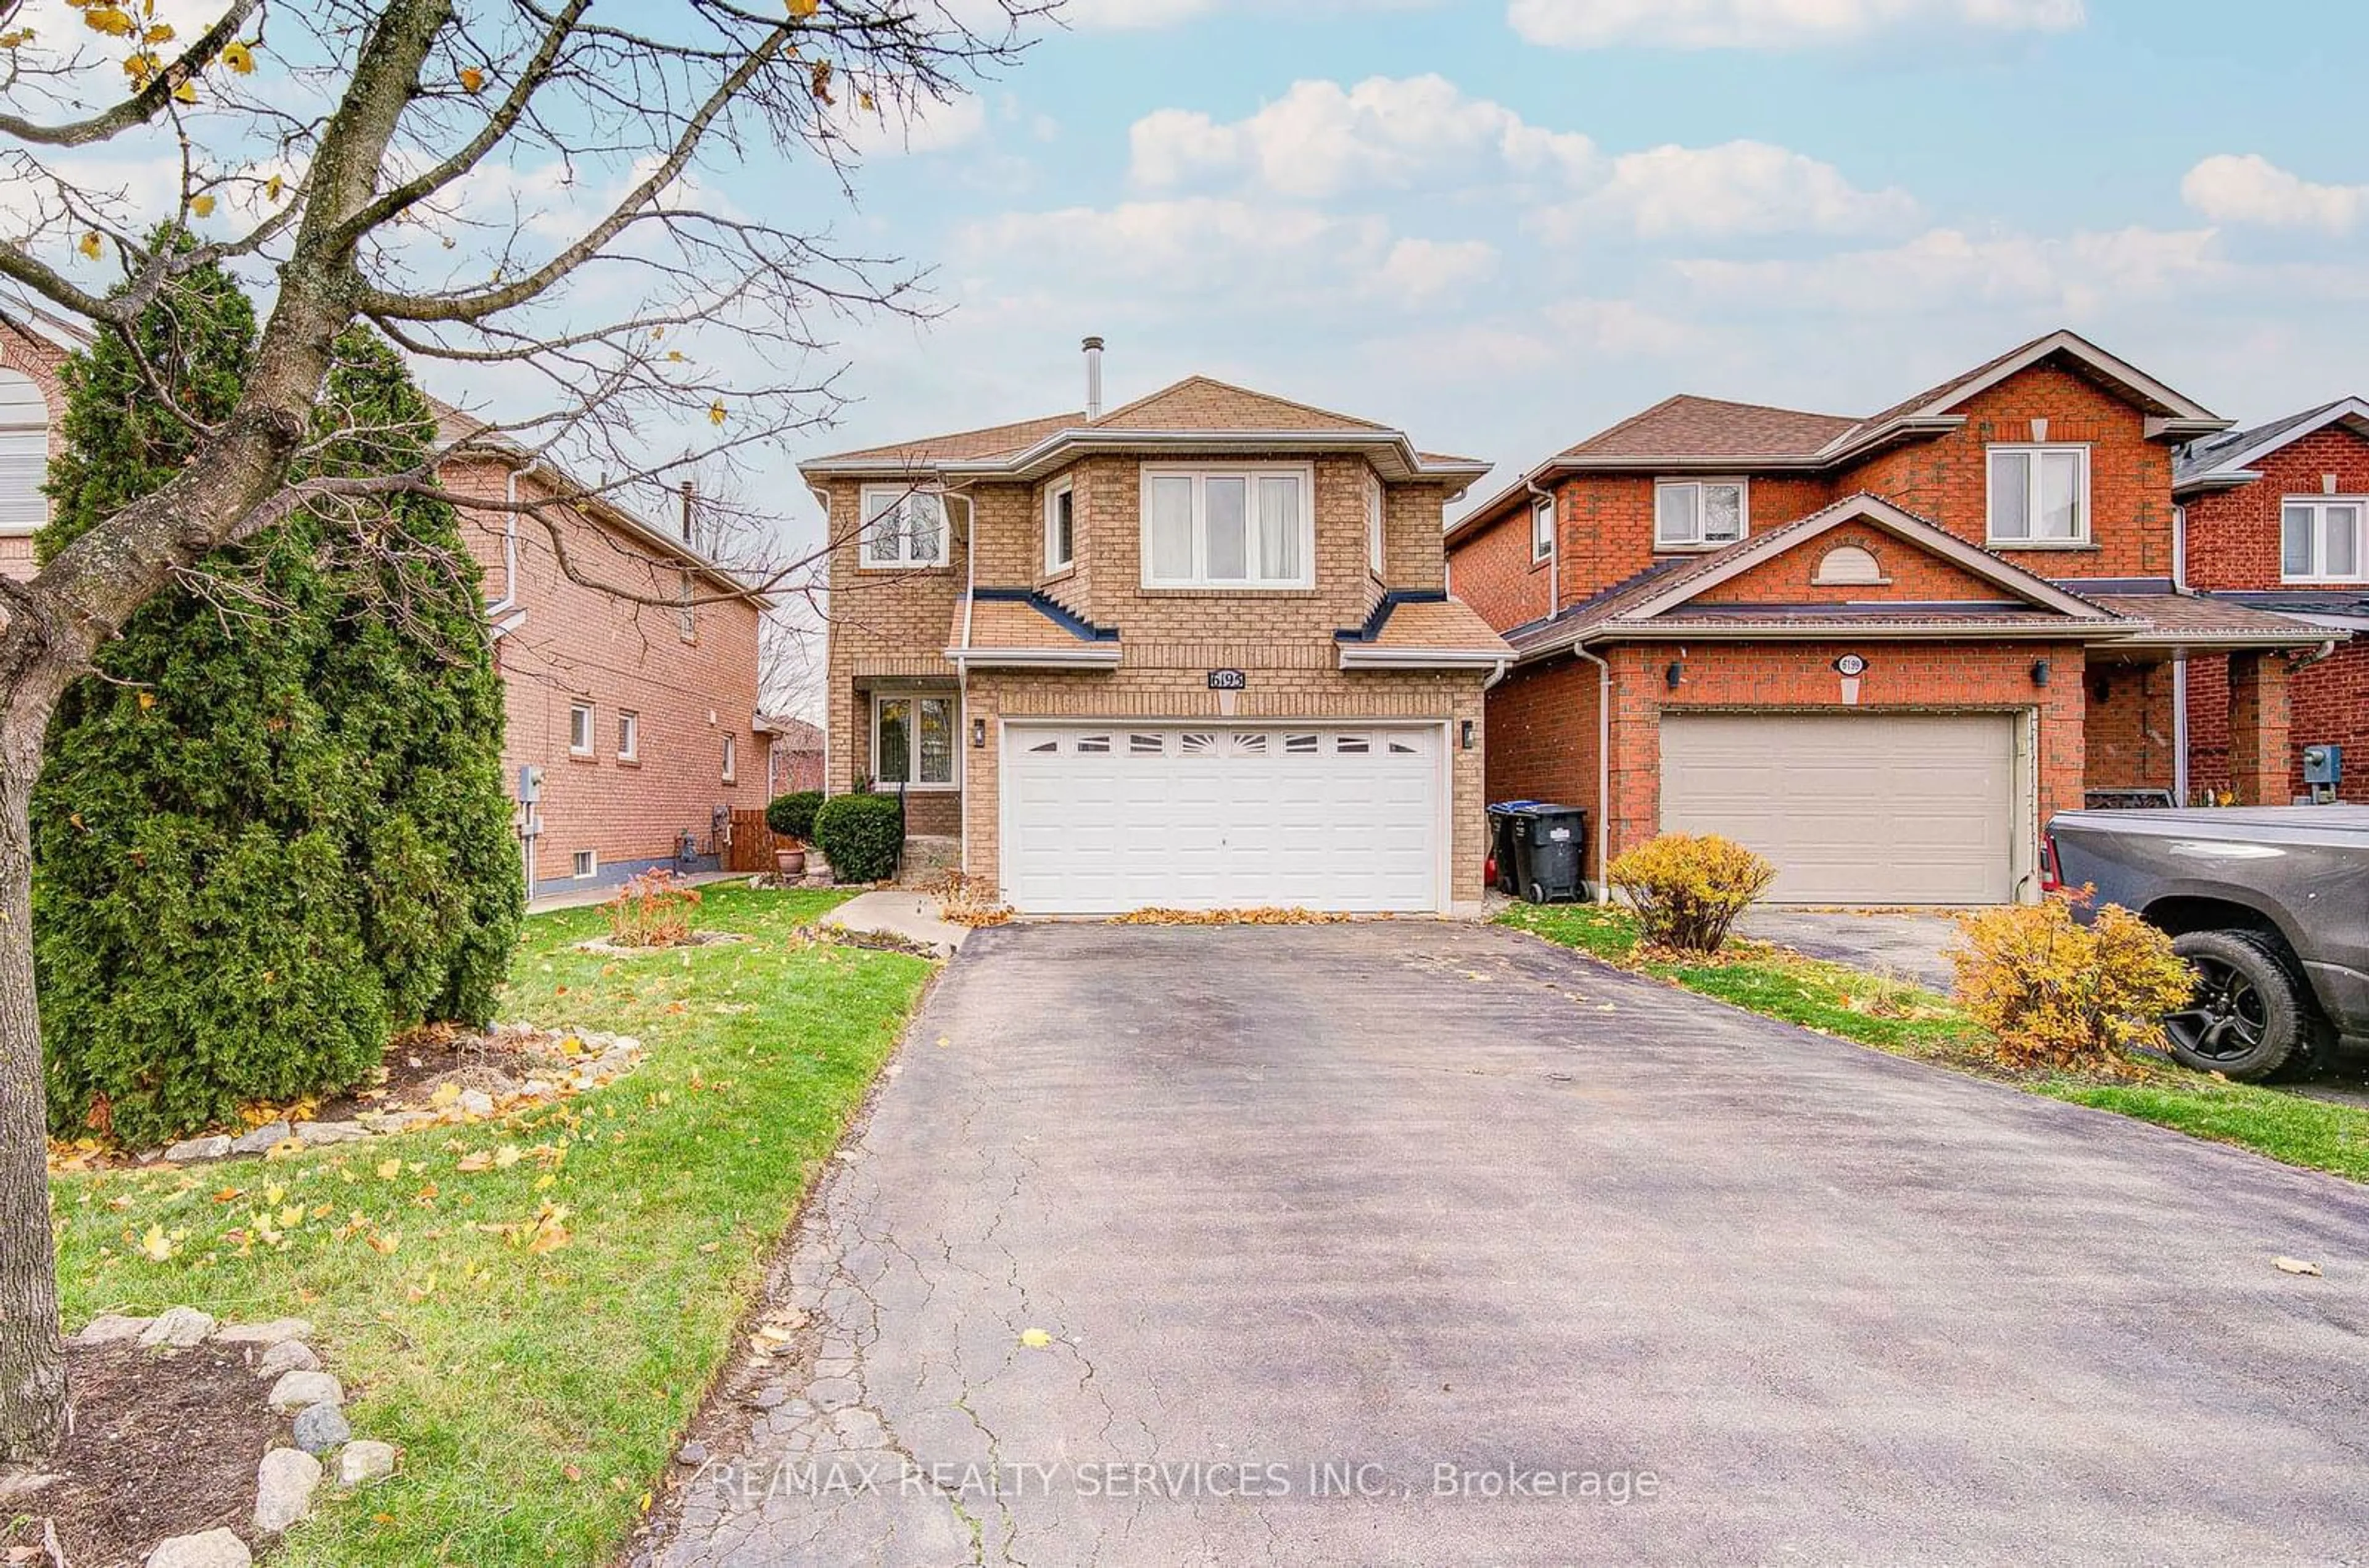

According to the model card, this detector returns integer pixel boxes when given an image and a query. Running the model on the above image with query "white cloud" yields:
[1376,237,1499,300]
[956,197,1388,295]
[1538,140,1918,239]
[2181,154,2367,235]
[1129,75,1595,198]
[1675,225,2223,314]
[1507,0,2084,49]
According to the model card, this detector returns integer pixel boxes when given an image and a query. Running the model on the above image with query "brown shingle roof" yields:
[1369,597,1511,654]
[813,411,1084,467]
[2088,593,2350,647]
[1089,375,1394,434]
[1561,394,1859,461]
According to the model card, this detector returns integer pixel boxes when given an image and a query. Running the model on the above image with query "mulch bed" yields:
[312,1018,536,1121]
[1,1341,281,1567]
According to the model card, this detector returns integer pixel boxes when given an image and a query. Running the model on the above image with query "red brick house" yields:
[1447,331,2341,904]
[765,716,825,795]
[2175,399,2369,804]
[0,302,768,902]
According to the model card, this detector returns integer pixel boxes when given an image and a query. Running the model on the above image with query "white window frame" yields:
[1365,470,1387,579]
[568,699,595,758]
[1653,478,1748,550]
[1045,478,1075,574]
[1139,462,1316,590]
[2280,495,2368,584]
[858,484,951,570]
[677,571,697,642]
[721,733,737,784]
[1530,496,1555,563]
[1985,444,2091,547]
[871,693,959,791]
[616,709,639,762]
[570,849,598,880]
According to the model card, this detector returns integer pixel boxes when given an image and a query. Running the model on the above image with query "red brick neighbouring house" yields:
[1447,330,2343,904]
[0,302,769,902]
[2175,399,2369,804]
[765,715,824,796]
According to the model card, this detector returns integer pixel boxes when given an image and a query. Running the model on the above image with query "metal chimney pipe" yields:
[1082,336,1104,421]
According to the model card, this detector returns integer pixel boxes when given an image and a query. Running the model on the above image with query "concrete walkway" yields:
[1735,907,1966,993]
[818,889,969,953]
[632,921,2369,1567]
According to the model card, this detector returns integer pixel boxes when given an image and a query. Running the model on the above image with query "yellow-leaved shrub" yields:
[1949,893,2194,1073]
[1606,833,1776,954]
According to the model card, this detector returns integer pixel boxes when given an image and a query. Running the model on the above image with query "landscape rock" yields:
[294,1120,370,1146]
[256,1339,320,1378]
[138,1306,218,1348]
[228,1120,291,1156]
[337,1440,398,1486]
[292,1401,352,1454]
[676,1440,708,1466]
[457,1089,495,1118]
[213,1316,313,1347]
[357,1109,434,1134]
[76,1312,154,1346]
[519,1079,556,1099]
[253,1446,322,1535]
[145,1527,252,1567]
[266,1369,344,1412]
[163,1135,232,1162]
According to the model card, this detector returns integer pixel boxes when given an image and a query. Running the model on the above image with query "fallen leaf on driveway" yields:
[2273,1256,2323,1277]
[1019,1328,1052,1349]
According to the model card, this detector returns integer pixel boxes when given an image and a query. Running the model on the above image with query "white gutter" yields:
[1337,646,1511,671]
[942,485,978,879]
[802,428,1491,493]
[486,458,540,627]
[945,646,1123,670]
[806,482,835,801]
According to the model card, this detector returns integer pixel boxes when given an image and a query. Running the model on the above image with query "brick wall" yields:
[1482,655,1603,874]
[2185,424,2369,591]
[2081,661,2178,793]
[1447,506,1554,632]
[443,458,766,895]
[2188,646,2367,804]
[1690,525,2007,605]
[1579,640,2087,867]
[1837,363,2177,579]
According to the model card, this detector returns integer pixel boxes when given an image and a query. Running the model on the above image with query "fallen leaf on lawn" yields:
[456,1151,493,1174]
[698,1240,719,1253]
[276,1204,304,1229]
[138,1223,175,1261]
[367,1231,401,1255]
[429,1084,461,1110]
[376,1158,403,1180]
[1019,1328,1052,1349]
[494,1144,523,1169]
[564,1464,582,1482]
[2274,1256,2323,1277]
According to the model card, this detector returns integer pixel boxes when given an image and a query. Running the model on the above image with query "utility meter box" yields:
[517,764,543,804]
[2303,744,2342,787]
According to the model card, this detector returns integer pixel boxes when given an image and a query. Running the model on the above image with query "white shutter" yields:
[0,368,47,532]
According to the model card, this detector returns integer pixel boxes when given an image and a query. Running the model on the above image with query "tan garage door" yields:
[1658,712,2018,905]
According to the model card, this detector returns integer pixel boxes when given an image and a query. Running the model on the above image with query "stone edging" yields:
[75,1308,398,1567]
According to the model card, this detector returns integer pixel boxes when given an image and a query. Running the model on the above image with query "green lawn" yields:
[1500,902,2369,1182]
[49,885,934,1566]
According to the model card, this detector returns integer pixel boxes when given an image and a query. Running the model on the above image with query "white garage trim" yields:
[1656,708,2037,906]
[998,717,1455,915]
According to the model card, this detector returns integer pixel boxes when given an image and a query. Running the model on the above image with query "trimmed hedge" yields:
[812,793,904,884]
[765,789,824,843]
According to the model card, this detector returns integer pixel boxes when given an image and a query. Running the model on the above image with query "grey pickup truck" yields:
[2045,806,2369,1082]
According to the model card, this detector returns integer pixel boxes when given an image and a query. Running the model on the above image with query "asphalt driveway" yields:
[632,922,2369,1567]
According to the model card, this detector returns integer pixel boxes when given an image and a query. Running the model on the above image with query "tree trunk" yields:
[0,672,65,1463]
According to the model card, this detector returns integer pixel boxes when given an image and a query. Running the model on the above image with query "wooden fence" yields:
[724,809,788,873]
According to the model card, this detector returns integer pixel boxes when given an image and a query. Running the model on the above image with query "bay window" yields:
[1987,445,2088,544]
[859,485,948,568]
[874,694,956,788]
[1141,464,1313,588]
[1655,479,1747,549]
[2283,498,2366,582]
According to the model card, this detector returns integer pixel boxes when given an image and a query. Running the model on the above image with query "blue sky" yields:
[683,0,2369,548]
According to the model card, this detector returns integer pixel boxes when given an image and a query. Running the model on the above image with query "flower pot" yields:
[775,846,806,877]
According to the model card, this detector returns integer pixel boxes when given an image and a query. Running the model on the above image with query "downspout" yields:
[2171,502,2189,804]
[806,483,834,804]
[1525,473,1560,619]
[497,460,539,900]
[1568,639,1612,899]
[942,485,978,880]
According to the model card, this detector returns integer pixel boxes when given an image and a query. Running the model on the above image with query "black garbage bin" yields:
[1485,800,1538,895]
[1506,803,1587,903]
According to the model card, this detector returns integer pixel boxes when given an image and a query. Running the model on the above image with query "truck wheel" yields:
[2163,930,2307,1082]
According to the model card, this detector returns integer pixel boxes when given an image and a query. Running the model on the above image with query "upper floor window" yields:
[0,367,44,534]
[568,699,594,757]
[1045,479,1075,574]
[2283,498,2365,582]
[1530,497,1554,563]
[1987,445,2087,545]
[1365,471,1386,578]
[677,571,697,642]
[1655,479,1745,550]
[859,485,948,568]
[1141,464,1312,589]
[721,733,737,784]
[616,710,639,762]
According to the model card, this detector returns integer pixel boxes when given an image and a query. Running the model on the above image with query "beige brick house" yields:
[804,345,1508,914]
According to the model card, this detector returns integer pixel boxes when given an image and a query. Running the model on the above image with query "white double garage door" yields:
[1001,722,1448,914]
[1660,711,2030,906]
